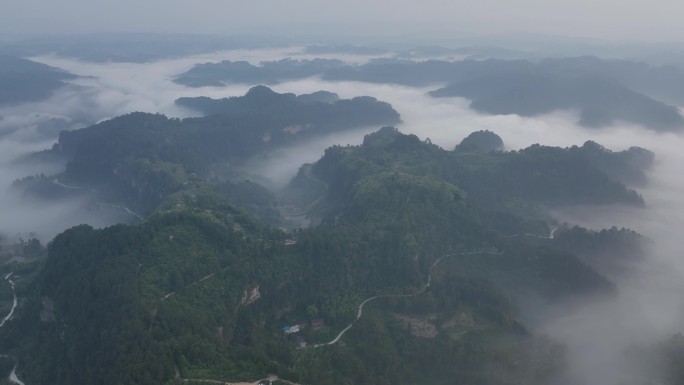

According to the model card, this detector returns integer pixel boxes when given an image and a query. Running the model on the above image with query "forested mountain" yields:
[0,55,75,105]
[430,73,684,130]
[454,130,504,152]
[1,71,658,385]
[17,87,399,216]
[293,127,647,217]
[2,124,648,385]
[550,226,648,278]
[175,57,530,88]
[2,11,683,385]
[174,59,346,87]
[303,44,388,55]
[177,55,684,100]
[570,140,654,187]
[175,86,395,132]
[539,56,684,104]
[175,56,684,130]
[0,33,269,63]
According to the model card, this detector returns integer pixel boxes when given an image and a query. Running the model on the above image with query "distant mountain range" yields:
[17,86,400,216]
[174,58,346,87]
[175,56,684,131]
[0,55,75,105]
[0,33,275,63]
[1,46,678,385]
[430,72,684,130]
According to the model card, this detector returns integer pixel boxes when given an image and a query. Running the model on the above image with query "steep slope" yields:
[0,55,75,105]
[1,126,654,385]
[174,56,684,130]
[176,85,399,132]
[301,127,646,217]
[174,59,346,87]
[430,73,684,130]
[17,87,400,216]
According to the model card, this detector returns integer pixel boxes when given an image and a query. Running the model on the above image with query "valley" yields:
[0,36,682,385]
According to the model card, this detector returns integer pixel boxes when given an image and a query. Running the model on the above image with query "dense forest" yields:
[14,86,399,217]
[174,59,347,87]
[174,56,684,130]
[3,13,684,385]
[0,106,662,384]
[430,73,684,130]
[297,127,648,216]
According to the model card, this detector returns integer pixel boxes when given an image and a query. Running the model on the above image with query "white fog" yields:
[1,45,683,384]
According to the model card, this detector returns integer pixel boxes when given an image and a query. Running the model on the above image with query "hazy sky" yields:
[1,8,682,382]
[3,0,684,43]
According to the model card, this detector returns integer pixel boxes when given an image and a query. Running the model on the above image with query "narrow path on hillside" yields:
[311,250,503,348]
[509,226,557,240]
[52,178,144,221]
[0,273,17,328]
[149,270,224,331]
[183,373,301,385]
[0,274,25,385]
[160,273,217,302]
[52,177,144,222]
[53,178,82,190]
[97,203,143,220]
[280,167,329,220]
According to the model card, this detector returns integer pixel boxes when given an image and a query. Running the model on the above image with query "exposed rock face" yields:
[393,313,438,338]
[240,285,261,306]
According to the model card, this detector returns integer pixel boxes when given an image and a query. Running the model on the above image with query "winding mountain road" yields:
[0,274,24,385]
[281,167,329,220]
[509,226,557,240]
[183,374,300,385]
[97,202,143,220]
[52,178,144,221]
[311,250,503,348]
[53,178,82,190]
[0,273,17,328]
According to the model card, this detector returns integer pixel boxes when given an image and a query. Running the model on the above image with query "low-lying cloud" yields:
[235,57,684,385]
[2,47,684,384]
[0,47,397,242]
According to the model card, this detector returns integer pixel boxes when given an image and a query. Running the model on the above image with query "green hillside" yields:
[0,121,653,384]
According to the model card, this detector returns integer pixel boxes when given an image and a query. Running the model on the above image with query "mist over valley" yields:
[0,29,684,385]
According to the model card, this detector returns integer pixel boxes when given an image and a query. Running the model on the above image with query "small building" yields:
[282,324,300,335]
